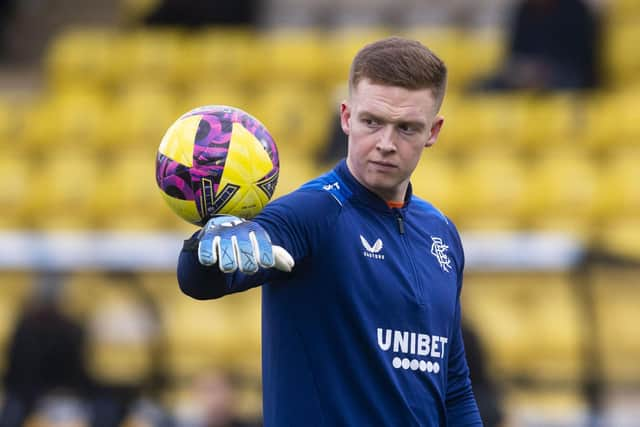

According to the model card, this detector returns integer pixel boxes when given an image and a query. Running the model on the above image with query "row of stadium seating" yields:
[4,87,640,158]
[2,136,639,236]
[1,269,638,402]
[43,23,640,92]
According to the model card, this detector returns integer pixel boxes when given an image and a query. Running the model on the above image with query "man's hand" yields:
[197,215,294,274]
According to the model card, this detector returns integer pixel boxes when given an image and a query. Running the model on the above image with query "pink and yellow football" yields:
[156,105,279,225]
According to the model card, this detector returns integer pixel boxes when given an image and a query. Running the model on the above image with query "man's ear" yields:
[340,102,351,135]
[425,116,444,147]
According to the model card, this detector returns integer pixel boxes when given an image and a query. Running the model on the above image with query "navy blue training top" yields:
[178,160,482,427]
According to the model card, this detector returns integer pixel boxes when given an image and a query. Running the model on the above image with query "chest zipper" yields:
[393,210,424,306]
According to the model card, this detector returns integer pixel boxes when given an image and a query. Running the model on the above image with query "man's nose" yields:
[376,126,396,152]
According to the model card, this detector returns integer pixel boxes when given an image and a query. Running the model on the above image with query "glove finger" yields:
[217,235,238,273]
[236,231,259,274]
[198,234,218,266]
[252,229,275,268]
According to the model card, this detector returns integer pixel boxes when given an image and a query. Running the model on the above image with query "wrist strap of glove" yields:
[182,234,200,252]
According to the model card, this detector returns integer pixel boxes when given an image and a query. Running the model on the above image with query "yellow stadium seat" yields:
[515,94,582,153]
[594,147,640,223]
[463,272,583,382]
[257,29,328,85]
[114,29,186,88]
[603,23,640,86]
[583,89,640,153]
[179,28,257,87]
[93,148,170,230]
[439,93,527,153]
[403,27,505,91]
[455,149,528,230]
[592,268,640,383]
[26,148,99,230]
[162,289,262,378]
[20,90,108,154]
[523,147,600,236]
[0,152,30,229]
[104,84,179,153]
[411,153,462,222]
[181,83,250,115]
[45,28,121,91]
[323,27,393,86]
[249,83,333,158]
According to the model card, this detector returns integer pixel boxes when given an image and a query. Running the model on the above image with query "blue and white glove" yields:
[197,215,294,274]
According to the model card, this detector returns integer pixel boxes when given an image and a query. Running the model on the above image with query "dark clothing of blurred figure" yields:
[0,273,89,426]
[462,321,505,427]
[472,0,601,91]
[144,0,259,28]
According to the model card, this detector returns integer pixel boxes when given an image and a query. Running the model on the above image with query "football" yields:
[156,105,279,225]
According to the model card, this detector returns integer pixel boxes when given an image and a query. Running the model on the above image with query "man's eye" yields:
[399,124,416,134]
[363,118,378,126]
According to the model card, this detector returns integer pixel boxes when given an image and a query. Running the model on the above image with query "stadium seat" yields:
[0,152,31,229]
[454,149,528,230]
[403,27,505,91]
[592,268,640,383]
[439,93,527,154]
[603,23,640,87]
[181,83,250,115]
[93,148,170,230]
[257,29,328,85]
[249,83,333,158]
[323,27,392,86]
[463,272,583,383]
[26,148,99,229]
[44,28,121,92]
[593,147,640,223]
[411,153,462,222]
[179,27,257,87]
[522,147,600,236]
[20,90,109,155]
[515,94,581,154]
[115,29,186,88]
[104,84,179,154]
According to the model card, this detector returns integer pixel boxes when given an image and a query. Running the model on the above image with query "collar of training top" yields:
[335,160,413,214]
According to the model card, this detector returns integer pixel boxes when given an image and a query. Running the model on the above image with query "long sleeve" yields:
[177,188,340,301]
[445,300,483,426]
[445,223,483,426]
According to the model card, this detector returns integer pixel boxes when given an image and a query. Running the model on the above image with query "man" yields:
[178,36,482,426]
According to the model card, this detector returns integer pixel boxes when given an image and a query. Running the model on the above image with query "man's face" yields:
[341,79,444,201]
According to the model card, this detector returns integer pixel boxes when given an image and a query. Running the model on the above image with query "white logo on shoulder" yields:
[430,236,451,272]
[323,181,340,191]
[360,235,384,260]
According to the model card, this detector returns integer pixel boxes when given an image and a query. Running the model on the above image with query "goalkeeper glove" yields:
[197,215,294,274]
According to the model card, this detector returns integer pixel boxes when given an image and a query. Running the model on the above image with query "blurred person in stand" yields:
[142,0,260,28]
[86,271,171,427]
[0,271,90,426]
[462,320,505,427]
[176,369,260,427]
[469,0,602,92]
